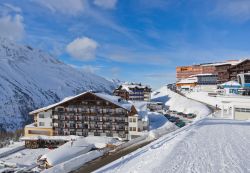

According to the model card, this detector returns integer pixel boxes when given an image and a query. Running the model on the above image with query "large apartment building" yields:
[176,60,243,81]
[176,64,216,81]
[113,83,152,101]
[216,59,250,83]
[25,92,148,140]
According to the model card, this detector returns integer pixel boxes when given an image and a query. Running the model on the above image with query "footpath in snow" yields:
[96,118,250,173]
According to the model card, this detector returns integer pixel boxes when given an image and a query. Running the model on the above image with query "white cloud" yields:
[34,0,84,16]
[93,0,117,9]
[66,37,98,61]
[3,3,22,13]
[0,14,25,41]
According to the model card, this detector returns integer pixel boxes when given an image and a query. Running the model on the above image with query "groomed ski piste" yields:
[96,87,250,173]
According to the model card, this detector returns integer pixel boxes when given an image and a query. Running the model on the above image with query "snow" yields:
[0,148,49,169]
[39,136,120,167]
[152,86,211,118]
[40,139,94,166]
[177,77,197,84]
[95,93,133,111]
[185,90,250,110]
[42,150,104,173]
[118,83,150,93]
[185,91,220,108]
[30,92,133,115]
[21,135,80,141]
[0,37,115,131]
[96,118,250,173]
[220,80,241,87]
[0,142,25,158]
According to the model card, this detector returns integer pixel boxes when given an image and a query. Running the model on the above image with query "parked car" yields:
[164,114,171,119]
[175,121,185,128]
[177,112,184,116]
[187,113,196,119]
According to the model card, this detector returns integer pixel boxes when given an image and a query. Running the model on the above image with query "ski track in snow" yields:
[97,118,250,173]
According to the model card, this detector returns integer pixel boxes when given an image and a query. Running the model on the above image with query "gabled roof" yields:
[116,83,151,93]
[229,59,250,70]
[29,92,134,115]
[29,92,88,115]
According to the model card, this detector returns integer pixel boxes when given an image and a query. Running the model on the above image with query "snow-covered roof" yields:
[40,138,94,166]
[95,93,133,111]
[29,92,88,114]
[212,59,246,66]
[118,83,151,93]
[30,92,134,115]
[190,73,215,77]
[177,77,198,84]
[220,81,241,87]
[21,135,80,141]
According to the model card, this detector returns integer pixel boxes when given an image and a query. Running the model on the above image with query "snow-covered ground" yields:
[96,118,250,173]
[0,148,49,169]
[185,90,250,112]
[0,141,25,158]
[152,86,211,118]
[0,136,121,172]
[184,91,220,108]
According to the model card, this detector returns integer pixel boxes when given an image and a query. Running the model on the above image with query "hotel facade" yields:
[25,92,148,140]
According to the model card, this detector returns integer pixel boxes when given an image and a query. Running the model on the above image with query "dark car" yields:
[175,121,186,128]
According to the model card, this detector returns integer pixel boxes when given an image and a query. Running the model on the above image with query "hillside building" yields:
[176,60,243,81]
[24,92,149,141]
[113,83,152,101]
[215,59,250,83]
[176,73,218,92]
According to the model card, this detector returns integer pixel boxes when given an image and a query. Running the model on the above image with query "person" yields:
[71,139,73,147]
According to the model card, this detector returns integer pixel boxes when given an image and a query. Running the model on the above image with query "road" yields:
[74,140,152,173]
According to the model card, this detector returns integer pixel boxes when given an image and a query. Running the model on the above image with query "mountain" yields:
[0,38,116,131]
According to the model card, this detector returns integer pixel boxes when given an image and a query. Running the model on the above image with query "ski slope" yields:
[96,118,250,173]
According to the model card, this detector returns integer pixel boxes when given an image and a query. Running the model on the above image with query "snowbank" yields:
[83,136,120,148]
[148,121,178,140]
[0,142,25,158]
[40,138,94,166]
[42,150,104,173]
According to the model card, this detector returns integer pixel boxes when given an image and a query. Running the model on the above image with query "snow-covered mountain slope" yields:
[0,38,116,131]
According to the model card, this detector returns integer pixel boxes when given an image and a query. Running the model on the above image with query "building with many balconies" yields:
[24,92,149,140]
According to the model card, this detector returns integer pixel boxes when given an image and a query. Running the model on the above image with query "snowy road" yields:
[96,118,250,173]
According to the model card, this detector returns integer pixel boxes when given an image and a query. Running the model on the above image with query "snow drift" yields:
[40,138,94,166]
[152,86,211,118]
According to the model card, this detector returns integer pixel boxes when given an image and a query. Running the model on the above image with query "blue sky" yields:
[1,0,250,89]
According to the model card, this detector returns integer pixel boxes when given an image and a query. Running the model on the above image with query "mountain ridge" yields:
[0,38,116,131]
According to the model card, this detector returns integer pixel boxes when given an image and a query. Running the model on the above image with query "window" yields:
[133,127,136,131]
[57,108,64,112]
[39,122,45,126]
[133,118,136,122]
[39,114,45,118]
[245,75,250,83]
[129,118,133,122]
[129,127,133,131]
